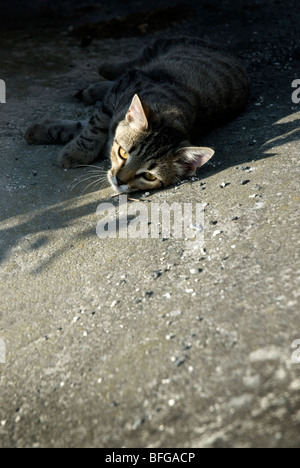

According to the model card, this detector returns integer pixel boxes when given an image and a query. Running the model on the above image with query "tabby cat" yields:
[24,37,249,193]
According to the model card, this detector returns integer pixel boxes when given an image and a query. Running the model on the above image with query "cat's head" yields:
[107,94,214,193]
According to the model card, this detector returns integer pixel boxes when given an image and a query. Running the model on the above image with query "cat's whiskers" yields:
[69,171,108,194]
[76,164,109,171]
[80,177,108,195]
[69,175,100,193]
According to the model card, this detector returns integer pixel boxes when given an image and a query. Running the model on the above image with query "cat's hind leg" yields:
[98,58,142,80]
[24,119,88,145]
[97,44,155,79]
[75,80,114,105]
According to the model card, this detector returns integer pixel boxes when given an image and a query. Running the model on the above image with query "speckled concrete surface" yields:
[0,0,300,448]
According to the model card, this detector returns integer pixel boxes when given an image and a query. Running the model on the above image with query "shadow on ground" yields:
[1,102,299,266]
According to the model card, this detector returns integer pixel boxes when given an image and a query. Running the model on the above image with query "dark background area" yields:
[1,0,299,88]
[0,0,189,27]
[0,0,298,65]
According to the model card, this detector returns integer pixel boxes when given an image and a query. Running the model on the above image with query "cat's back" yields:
[137,37,249,121]
[140,37,248,88]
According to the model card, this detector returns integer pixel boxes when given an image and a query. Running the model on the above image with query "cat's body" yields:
[25,37,249,193]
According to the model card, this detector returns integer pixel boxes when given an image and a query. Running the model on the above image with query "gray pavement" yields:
[0,0,300,448]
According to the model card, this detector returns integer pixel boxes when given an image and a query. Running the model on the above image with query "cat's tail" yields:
[24,119,88,145]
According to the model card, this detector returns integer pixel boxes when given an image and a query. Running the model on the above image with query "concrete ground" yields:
[0,0,299,448]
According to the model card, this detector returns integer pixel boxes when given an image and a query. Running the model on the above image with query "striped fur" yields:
[24,37,249,193]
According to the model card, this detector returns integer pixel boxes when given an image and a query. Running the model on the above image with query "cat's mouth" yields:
[108,171,131,194]
[112,184,130,194]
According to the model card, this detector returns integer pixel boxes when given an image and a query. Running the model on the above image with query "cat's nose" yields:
[116,176,125,186]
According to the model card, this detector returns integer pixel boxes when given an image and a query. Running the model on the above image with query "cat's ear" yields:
[126,94,151,131]
[178,147,215,176]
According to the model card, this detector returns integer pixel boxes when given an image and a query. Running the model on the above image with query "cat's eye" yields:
[118,147,129,160]
[143,172,157,181]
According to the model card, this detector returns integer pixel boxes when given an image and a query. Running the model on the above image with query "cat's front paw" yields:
[58,149,81,169]
[74,87,96,106]
[98,62,119,80]
[58,145,97,169]
[24,121,52,145]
